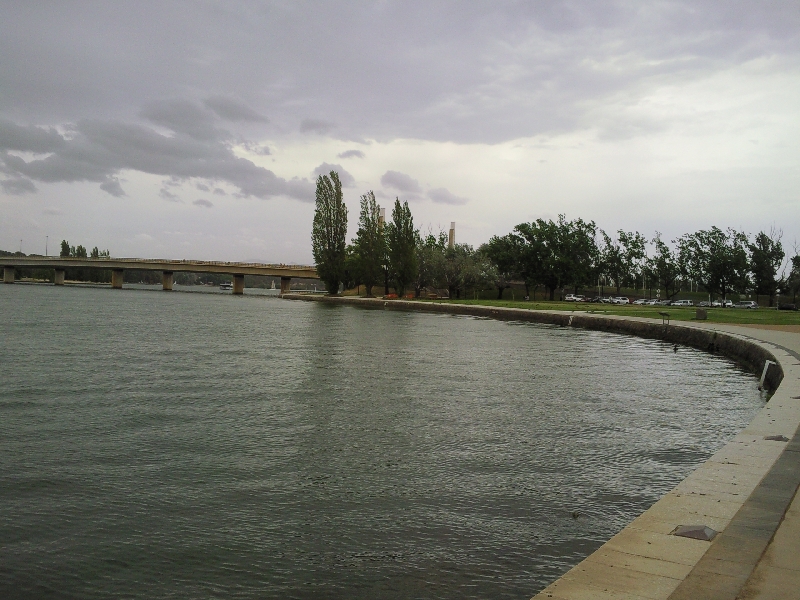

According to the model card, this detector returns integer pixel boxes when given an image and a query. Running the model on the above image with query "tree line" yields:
[312,171,800,305]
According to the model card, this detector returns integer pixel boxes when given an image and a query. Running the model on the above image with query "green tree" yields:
[527,216,597,299]
[784,254,800,303]
[749,229,784,306]
[441,243,475,299]
[513,222,545,298]
[481,234,521,299]
[352,191,385,297]
[600,230,647,294]
[311,171,348,295]
[60,240,70,257]
[413,231,447,297]
[385,198,418,297]
[648,232,680,300]
[678,227,749,303]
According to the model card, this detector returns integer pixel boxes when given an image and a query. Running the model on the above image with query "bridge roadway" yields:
[2,256,318,294]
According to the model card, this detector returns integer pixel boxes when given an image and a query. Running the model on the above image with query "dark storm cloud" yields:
[312,163,355,187]
[381,171,422,194]
[0,117,315,201]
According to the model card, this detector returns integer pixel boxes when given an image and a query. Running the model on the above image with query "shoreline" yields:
[284,294,800,599]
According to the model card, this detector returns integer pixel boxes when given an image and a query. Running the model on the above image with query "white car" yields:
[564,294,578,302]
[632,299,647,305]
[611,296,630,304]
[671,299,694,307]
[734,300,759,309]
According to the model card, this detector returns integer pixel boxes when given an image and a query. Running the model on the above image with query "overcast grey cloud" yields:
[313,163,355,187]
[203,96,268,123]
[381,171,423,194]
[300,119,335,135]
[428,188,468,205]
[338,149,365,159]
[193,199,213,208]
[0,117,314,201]
[0,1,797,261]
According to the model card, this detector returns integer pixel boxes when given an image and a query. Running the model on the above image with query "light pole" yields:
[46,236,48,256]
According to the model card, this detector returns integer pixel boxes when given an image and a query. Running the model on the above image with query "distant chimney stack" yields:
[379,207,386,227]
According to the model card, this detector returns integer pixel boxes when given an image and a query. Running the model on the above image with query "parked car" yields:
[734,300,759,309]
[655,299,672,306]
[713,300,733,308]
[697,301,711,307]
[611,296,630,304]
[779,303,798,311]
[564,294,586,302]
[644,299,659,306]
[671,299,694,307]
[632,298,648,305]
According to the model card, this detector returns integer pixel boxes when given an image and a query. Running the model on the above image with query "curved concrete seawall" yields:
[285,295,800,599]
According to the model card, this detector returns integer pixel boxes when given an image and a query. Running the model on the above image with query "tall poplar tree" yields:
[386,198,418,297]
[352,191,385,297]
[311,171,347,295]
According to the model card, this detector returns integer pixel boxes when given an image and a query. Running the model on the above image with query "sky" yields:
[1,1,798,265]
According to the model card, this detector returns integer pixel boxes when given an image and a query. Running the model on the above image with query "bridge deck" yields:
[2,257,318,279]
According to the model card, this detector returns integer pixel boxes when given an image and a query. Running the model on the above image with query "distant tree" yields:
[648,232,680,300]
[60,240,70,257]
[785,254,800,303]
[526,215,597,299]
[600,230,647,294]
[311,171,348,295]
[352,191,385,297]
[385,198,417,297]
[513,222,545,298]
[441,243,476,299]
[678,227,749,302]
[749,229,784,306]
[342,243,360,292]
[481,233,520,299]
[413,231,447,297]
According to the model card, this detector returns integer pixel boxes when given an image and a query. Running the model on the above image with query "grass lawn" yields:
[419,298,800,326]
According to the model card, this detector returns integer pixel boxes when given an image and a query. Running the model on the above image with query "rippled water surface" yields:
[0,284,763,599]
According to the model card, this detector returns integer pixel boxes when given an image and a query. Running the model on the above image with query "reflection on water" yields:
[0,284,762,599]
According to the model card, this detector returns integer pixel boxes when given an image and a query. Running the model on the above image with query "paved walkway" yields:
[533,321,800,600]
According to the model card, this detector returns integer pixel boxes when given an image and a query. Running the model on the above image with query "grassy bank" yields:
[415,298,800,326]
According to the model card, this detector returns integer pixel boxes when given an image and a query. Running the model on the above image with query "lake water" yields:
[0,284,763,599]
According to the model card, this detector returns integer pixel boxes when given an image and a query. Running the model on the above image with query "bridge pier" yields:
[280,276,292,295]
[111,269,124,289]
[162,271,173,291]
[4,266,15,283]
[54,269,65,285]
[233,274,245,295]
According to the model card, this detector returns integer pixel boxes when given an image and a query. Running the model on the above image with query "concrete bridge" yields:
[2,256,318,294]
